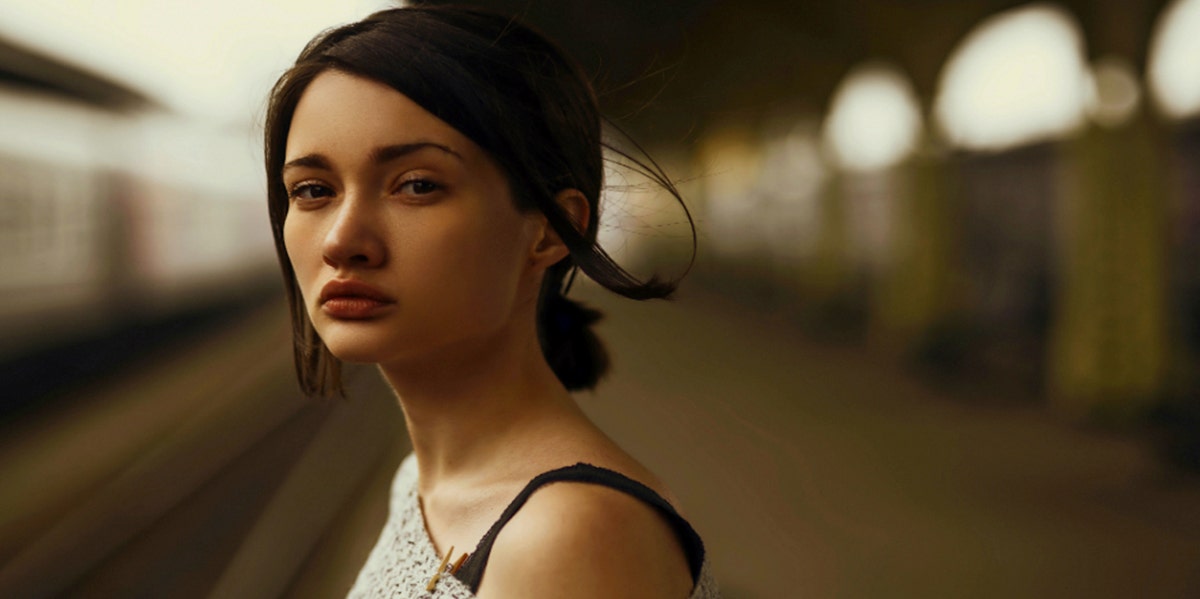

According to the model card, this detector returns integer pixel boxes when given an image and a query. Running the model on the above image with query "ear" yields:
[529,188,590,269]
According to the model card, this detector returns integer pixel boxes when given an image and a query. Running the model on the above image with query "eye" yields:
[397,178,441,196]
[288,181,335,202]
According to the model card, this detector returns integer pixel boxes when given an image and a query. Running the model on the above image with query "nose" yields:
[322,195,386,269]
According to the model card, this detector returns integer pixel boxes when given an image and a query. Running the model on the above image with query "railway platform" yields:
[2,287,1198,598]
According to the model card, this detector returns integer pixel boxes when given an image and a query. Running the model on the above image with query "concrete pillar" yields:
[874,140,962,358]
[1049,108,1171,419]
[801,173,863,334]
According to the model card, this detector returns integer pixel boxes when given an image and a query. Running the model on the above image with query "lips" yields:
[319,279,395,319]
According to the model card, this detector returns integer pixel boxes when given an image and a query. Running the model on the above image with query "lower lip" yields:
[321,297,394,319]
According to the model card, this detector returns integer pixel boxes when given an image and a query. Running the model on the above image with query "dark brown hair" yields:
[264,5,693,396]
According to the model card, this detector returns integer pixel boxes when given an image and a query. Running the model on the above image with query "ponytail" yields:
[538,270,609,391]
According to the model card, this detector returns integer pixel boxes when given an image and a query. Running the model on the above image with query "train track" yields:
[0,300,406,597]
[0,289,281,422]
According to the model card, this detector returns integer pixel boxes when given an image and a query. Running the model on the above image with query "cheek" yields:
[282,218,300,272]
[282,215,318,295]
[468,209,534,284]
[417,209,532,311]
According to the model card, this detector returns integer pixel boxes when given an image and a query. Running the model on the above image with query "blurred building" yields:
[454,0,1200,439]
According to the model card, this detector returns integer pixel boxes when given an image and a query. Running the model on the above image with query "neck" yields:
[378,311,582,492]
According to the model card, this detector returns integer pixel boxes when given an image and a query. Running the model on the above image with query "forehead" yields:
[285,70,475,162]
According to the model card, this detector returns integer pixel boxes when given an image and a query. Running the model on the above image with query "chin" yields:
[317,325,402,364]
[314,309,510,367]
[323,343,390,365]
[324,346,388,364]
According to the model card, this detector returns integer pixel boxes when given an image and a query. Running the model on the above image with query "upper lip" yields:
[319,279,395,304]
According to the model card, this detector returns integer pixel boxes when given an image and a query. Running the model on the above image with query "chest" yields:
[419,485,518,561]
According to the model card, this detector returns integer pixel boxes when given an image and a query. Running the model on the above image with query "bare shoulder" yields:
[475,478,694,599]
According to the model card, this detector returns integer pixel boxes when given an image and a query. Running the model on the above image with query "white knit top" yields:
[347,454,720,598]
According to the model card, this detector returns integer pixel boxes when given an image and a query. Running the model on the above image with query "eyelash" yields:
[395,177,441,197]
[285,176,443,204]
[288,180,333,203]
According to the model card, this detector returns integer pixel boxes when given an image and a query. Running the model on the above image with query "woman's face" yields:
[282,70,544,366]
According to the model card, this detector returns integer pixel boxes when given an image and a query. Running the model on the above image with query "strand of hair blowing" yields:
[532,129,696,391]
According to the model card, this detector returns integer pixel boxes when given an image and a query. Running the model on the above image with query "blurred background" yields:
[1,0,1199,597]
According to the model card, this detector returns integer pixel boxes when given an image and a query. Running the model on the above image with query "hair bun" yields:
[540,293,609,391]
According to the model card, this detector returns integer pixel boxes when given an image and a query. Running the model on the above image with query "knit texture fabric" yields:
[347,454,720,598]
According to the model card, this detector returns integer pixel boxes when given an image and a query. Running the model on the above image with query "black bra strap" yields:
[452,463,706,592]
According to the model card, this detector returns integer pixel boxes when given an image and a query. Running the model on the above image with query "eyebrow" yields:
[282,141,464,173]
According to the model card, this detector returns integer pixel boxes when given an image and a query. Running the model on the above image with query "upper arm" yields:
[474,482,694,599]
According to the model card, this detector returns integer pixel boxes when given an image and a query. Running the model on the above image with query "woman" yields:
[264,5,717,598]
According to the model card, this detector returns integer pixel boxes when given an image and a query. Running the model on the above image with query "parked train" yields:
[0,45,277,364]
